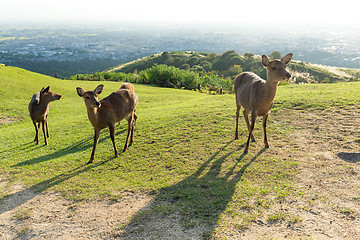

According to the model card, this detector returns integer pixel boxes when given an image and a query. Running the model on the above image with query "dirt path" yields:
[1,108,360,239]
[242,107,360,239]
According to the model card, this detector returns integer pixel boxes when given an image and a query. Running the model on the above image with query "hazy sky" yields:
[1,0,359,27]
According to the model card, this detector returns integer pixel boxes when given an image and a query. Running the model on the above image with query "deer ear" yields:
[76,87,85,97]
[262,55,270,67]
[94,84,104,95]
[281,53,293,65]
[43,86,50,93]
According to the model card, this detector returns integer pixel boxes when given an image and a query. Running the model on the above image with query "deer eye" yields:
[86,96,90,99]
[272,67,276,70]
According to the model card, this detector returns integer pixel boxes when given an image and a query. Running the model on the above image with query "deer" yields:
[28,86,62,145]
[234,53,293,154]
[76,84,138,164]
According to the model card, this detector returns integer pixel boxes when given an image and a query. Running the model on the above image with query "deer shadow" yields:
[117,140,267,238]
[0,156,115,215]
[11,129,126,167]
[337,152,360,163]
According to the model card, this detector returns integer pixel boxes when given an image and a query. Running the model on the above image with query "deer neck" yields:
[37,98,51,114]
[263,74,279,101]
[86,106,100,125]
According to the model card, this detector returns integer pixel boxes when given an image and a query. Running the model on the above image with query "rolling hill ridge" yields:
[68,51,360,93]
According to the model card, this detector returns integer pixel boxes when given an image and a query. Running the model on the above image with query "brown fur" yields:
[77,84,138,164]
[28,86,62,145]
[120,82,135,91]
[234,53,293,154]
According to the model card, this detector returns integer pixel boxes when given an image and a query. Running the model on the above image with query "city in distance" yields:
[1,22,360,77]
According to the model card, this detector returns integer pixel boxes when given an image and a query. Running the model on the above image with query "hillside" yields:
[106,51,360,84]
[1,65,360,239]
[69,51,360,94]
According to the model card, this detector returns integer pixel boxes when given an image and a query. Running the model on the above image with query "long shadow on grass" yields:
[0,142,40,159]
[0,156,115,214]
[118,141,267,238]
[11,129,126,167]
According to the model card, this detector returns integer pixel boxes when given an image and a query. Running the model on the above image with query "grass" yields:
[1,65,360,237]
[12,208,32,220]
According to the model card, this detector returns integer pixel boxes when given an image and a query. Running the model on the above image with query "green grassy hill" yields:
[105,51,360,83]
[1,64,360,237]
[70,51,360,94]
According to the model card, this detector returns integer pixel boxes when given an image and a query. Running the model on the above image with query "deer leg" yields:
[235,105,241,140]
[262,114,269,148]
[45,117,49,138]
[33,121,39,144]
[123,116,133,152]
[129,113,137,147]
[243,109,256,142]
[109,124,118,157]
[133,112,137,130]
[42,121,48,145]
[88,128,101,164]
[244,110,257,154]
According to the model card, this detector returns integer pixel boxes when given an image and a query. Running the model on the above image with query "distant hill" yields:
[68,51,360,93]
[106,51,360,84]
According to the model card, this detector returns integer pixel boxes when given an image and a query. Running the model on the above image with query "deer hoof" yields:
[86,159,94,165]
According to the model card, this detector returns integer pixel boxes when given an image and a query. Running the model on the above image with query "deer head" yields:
[262,53,293,82]
[76,84,103,108]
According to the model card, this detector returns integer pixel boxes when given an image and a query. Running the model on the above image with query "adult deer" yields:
[28,86,62,145]
[76,84,138,164]
[234,53,293,154]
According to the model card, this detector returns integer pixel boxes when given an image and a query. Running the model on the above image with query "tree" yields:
[244,53,254,59]
[269,51,282,60]
[180,64,190,70]
[213,50,241,71]
[187,56,201,67]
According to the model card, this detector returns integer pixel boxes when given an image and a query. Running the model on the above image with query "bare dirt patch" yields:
[0,188,152,239]
[0,116,19,125]
[1,107,360,239]
[241,107,360,239]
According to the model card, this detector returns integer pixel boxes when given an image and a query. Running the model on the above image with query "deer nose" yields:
[58,95,62,100]
[95,101,101,107]
[286,73,291,78]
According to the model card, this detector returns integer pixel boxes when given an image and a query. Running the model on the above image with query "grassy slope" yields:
[1,64,360,232]
[107,51,360,83]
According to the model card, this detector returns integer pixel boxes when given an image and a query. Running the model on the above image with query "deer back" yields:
[120,83,135,91]
[92,89,138,127]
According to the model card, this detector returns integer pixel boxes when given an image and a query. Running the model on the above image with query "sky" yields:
[1,0,360,27]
